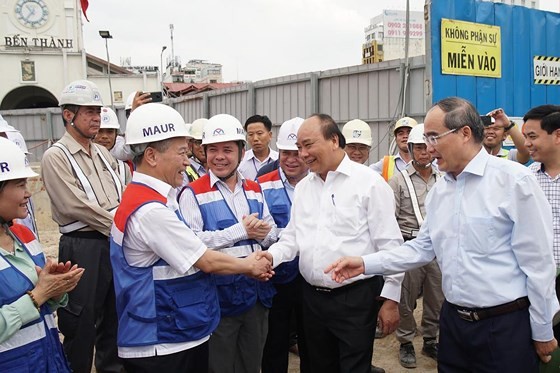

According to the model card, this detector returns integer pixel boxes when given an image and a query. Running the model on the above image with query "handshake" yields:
[243,251,274,281]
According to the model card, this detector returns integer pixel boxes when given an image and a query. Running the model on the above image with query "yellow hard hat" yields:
[393,117,417,134]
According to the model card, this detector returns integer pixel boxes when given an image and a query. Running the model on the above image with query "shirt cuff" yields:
[230,222,249,242]
[14,294,40,326]
[46,293,69,312]
[531,320,554,342]
[363,253,383,276]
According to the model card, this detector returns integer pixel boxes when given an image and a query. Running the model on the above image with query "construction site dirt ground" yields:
[31,168,437,373]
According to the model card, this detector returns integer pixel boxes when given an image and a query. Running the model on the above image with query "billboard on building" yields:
[383,10,425,39]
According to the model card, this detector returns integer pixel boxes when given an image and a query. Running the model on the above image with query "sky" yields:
[82,0,560,82]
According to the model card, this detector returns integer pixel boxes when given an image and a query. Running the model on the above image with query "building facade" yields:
[0,0,158,110]
[363,10,425,63]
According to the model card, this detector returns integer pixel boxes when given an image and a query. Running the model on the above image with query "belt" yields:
[62,230,108,240]
[448,297,530,322]
[306,276,380,294]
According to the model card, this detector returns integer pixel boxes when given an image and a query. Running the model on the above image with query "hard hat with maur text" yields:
[125,103,189,145]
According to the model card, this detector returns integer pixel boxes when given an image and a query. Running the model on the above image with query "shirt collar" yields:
[308,153,352,181]
[443,146,487,181]
[62,131,93,155]
[208,170,245,188]
[189,157,205,173]
[244,148,277,162]
[132,172,174,200]
[405,163,439,177]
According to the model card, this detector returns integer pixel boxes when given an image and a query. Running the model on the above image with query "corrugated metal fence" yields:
[1,56,427,164]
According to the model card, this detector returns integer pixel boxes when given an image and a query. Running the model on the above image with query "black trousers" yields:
[57,234,122,373]
[301,276,383,373]
[262,274,310,373]
[123,341,208,373]
[438,301,538,372]
[554,274,560,340]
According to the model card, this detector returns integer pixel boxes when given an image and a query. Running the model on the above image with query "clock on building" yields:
[15,0,49,28]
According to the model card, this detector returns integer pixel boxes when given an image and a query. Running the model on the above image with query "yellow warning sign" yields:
[533,56,560,85]
[441,18,501,78]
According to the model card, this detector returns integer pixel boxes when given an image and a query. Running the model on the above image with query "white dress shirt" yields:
[179,170,278,250]
[118,172,209,358]
[267,155,404,302]
[239,148,279,181]
[363,148,559,341]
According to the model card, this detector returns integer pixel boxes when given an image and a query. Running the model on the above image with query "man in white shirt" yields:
[263,114,404,373]
[326,97,559,372]
[110,103,273,373]
[239,115,278,180]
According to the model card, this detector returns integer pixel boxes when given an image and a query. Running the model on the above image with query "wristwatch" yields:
[505,121,516,131]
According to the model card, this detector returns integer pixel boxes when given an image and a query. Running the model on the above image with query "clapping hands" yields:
[243,213,271,241]
[31,259,85,306]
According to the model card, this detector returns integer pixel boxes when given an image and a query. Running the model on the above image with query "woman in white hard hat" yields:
[0,114,39,237]
[94,107,132,184]
[0,137,84,372]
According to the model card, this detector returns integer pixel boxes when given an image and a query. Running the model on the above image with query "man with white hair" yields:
[110,103,273,372]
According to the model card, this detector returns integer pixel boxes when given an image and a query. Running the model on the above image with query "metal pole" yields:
[160,46,167,94]
[104,38,114,108]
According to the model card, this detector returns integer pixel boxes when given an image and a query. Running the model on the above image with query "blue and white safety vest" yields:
[0,224,71,373]
[187,174,276,316]
[110,182,220,347]
[257,169,299,284]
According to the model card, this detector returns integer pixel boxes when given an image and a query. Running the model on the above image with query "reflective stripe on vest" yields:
[117,159,127,186]
[53,143,122,233]
[0,313,56,353]
[185,165,200,183]
[382,155,396,181]
[400,170,424,226]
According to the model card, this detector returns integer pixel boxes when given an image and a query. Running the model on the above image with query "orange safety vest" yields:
[381,155,396,181]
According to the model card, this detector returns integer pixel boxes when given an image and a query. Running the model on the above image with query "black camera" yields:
[480,115,493,126]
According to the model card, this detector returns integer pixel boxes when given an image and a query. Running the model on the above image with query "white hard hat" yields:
[276,117,304,150]
[125,91,137,111]
[202,114,246,145]
[190,118,209,140]
[342,119,372,147]
[407,123,425,145]
[59,80,103,107]
[0,137,37,182]
[100,107,120,130]
[0,115,19,133]
[394,117,417,134]
[125,103,189,145]
[185,123,193,139]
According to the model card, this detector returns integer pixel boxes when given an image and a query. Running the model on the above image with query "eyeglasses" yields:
[346,144,370,153]
[423,127,459,146]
